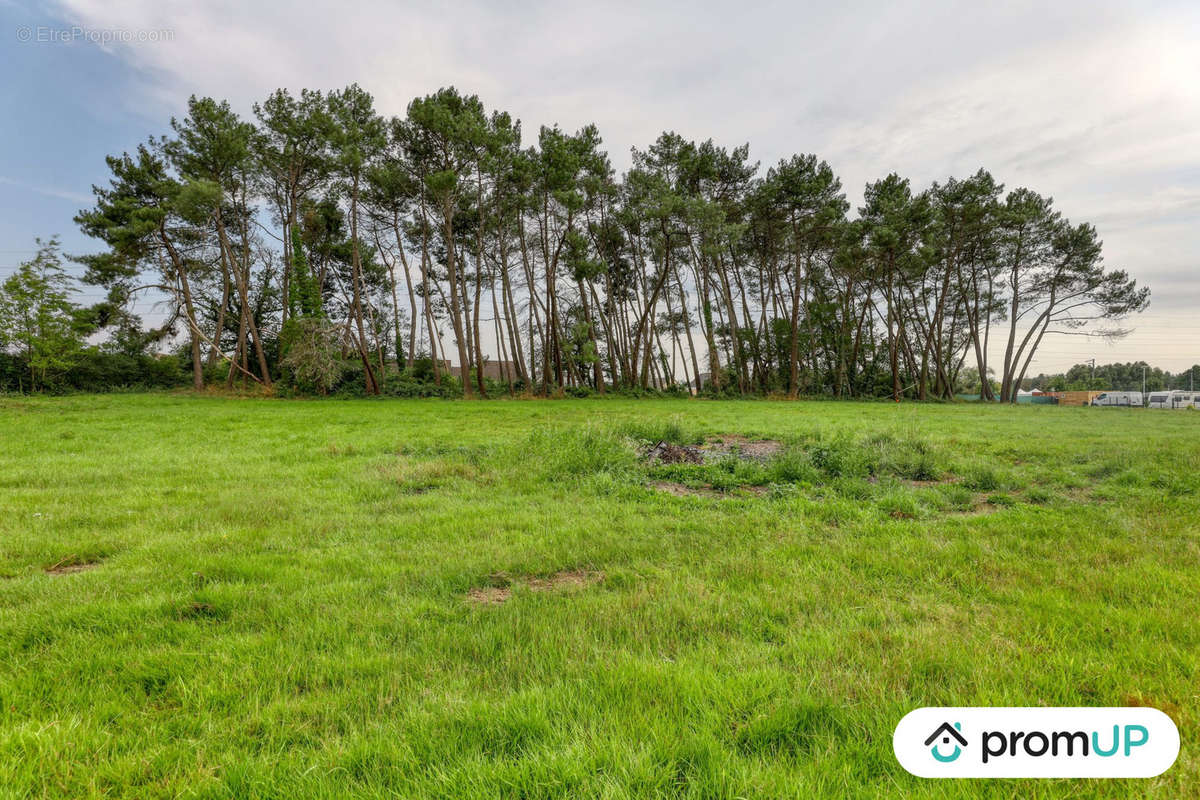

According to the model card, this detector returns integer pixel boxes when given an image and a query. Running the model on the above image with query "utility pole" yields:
[1142,365,1146,399]
[1088,358,1095,383]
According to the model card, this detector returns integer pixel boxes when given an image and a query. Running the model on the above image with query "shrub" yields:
[380,374,460,398]
[281,318,349,395]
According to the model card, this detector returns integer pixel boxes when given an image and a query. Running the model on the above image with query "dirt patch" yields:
[44,556,102,575]
[702,434,784,461]
[645,441,704,464]
[527,569,603,592]
[466,585,512,605]
[643,434,785,466]
[466,569,603,604]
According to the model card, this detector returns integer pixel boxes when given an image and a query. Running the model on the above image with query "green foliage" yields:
[0,239,86,391]
[280,317,347,394]
[288,226,321,318]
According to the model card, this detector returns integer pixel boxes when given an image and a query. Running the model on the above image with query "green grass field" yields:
[1,394,1197,798]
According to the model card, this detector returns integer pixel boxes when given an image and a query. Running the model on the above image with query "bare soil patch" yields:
[643,434,785,466]
[44,556,102,575]
[701,434,784,461]
[466,569,603,604]
[644,441,703,464]
[466,585,512,604]
[527,569,603,592]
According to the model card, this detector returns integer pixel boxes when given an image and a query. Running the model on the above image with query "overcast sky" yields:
[2,0,1198,373]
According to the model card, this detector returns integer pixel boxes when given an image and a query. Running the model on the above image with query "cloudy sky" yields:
[2,0,1198,373]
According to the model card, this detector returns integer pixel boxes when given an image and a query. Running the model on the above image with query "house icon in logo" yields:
[924,722,967,762]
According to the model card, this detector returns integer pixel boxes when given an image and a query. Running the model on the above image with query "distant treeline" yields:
[1024,361,1200,393]
[3,85,1150,398]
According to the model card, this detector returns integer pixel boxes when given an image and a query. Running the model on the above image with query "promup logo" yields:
[924,722,967,762]
[894,707,1179,778]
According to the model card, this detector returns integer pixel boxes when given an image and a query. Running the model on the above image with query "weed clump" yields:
[809,435,874,478]
[961,466,1002,492]
[766,449,820,485]
[1026,487,1054,504]
[523,425,639,481]
[618,416,701,446]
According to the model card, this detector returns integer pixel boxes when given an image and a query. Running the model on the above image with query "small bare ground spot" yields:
[644,441,704,464]
[466,586,512,605]
[528,569,603,592]
[643,434,785,466]
[45,556,102,575]
[702,434,784,461]
[466,569,602,604]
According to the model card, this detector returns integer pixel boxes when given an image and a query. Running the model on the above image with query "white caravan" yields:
[1090,391,1144,407]
[1147,391,1198,409]
[1148,391,1172,408]
[1171,392,1199,409]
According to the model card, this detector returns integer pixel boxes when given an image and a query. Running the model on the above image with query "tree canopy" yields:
[2,85,1157,399]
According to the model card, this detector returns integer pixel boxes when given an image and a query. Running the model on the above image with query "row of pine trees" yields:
[75,85,1149,400]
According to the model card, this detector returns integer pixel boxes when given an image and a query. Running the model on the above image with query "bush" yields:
[0,348,187,393]
[380,373,461,398]
[281,318,349,395]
